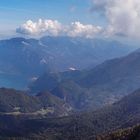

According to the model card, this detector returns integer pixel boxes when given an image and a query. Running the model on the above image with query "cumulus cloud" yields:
[16,19,62,36]
[16,19,103,38]
[67,22,102,38]
[92,0,140,38]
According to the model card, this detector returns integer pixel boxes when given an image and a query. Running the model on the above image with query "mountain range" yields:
[0,36,134,89]
[29,47,140,111]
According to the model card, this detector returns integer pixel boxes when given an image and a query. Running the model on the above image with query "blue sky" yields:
[0,0,103,33]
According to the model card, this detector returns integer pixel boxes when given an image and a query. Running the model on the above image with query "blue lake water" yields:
[0,74,28,90]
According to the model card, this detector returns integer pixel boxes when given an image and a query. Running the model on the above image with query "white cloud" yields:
[67,22,102,38]
[16,19,62,36]
[16,0,140,39]
[92,0,140,38]
[16,19,103,38]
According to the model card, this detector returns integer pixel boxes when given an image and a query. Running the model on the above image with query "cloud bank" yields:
[92,0,140,38]
[16,19,103,38]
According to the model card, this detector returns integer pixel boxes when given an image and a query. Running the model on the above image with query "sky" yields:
[0,0,95,29]
[0,0,140,42]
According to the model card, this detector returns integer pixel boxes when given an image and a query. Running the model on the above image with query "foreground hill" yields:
[0,36,133,89]
[0,88,139,139]
[30,48,140,110]
[0,88,72,117]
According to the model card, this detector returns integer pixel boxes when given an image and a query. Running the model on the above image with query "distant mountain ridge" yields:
[0,36,134,89]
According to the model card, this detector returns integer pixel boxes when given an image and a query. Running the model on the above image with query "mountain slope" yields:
[97,124,140,140]
[0,37,49,89]
[21,89,140,139]
[79,48,140,88]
